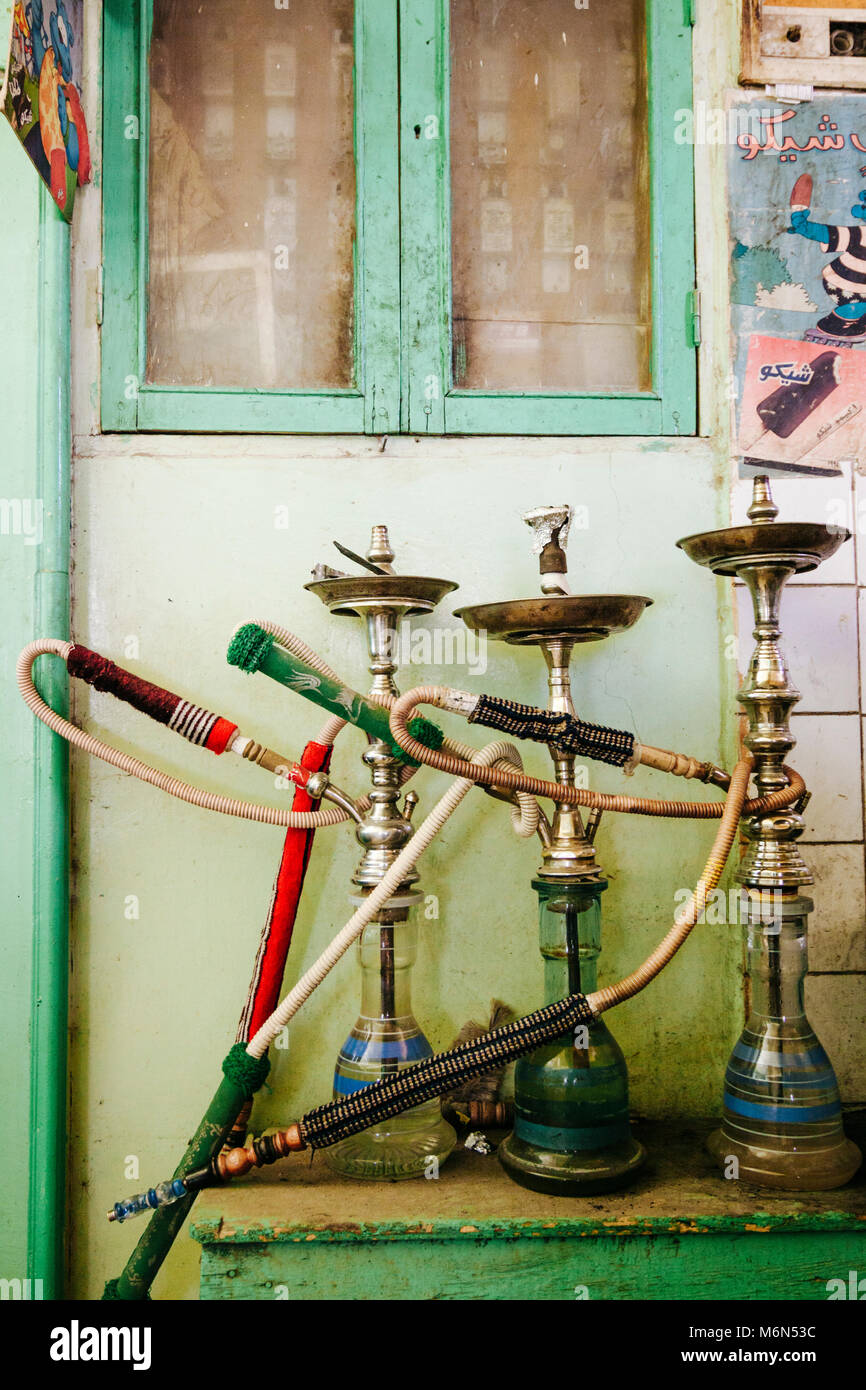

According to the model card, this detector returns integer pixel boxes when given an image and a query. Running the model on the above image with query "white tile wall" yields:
[805,845,866,973]
[805,975,866,1101]
[789,714,863,843]
[736,585,858,713]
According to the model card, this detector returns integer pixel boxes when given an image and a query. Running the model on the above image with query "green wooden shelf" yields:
[190,1118,866,1301]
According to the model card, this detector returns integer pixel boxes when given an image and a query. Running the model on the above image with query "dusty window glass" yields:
[450,0,651,393]
[146,0,355,390]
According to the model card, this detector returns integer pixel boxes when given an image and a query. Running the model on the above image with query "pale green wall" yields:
[0,2,741,1300]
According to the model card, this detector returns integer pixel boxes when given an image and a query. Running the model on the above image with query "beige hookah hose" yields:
[249,755,753,1056]
[587,756,752,1014]
[248,758,753,1065]
[388,685,806,820]
[246,740,520,1057]
[17,638,539,838]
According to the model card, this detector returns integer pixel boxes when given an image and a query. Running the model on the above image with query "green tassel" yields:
[227,623,275,674]
[222,1043,271,1098]
[409,716,444,750]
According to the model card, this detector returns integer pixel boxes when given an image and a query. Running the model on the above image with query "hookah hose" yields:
[15,639,440,829]
[227,735,334,1154]
[387,686,807,820]
[112,757,753,1212]
[460,691,725,784]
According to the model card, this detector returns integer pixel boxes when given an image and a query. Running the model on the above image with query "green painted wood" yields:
[101,0,142,429]
[399,0,449,434]
[191,1125,866,1301]
[102,0,696,437]
[0,120,51,1296]
[28,188,71,1299]
[356,0,401,434]
[197,1229,866,1301]
[136,388,366,434]
[647,0,698,434]
[444,393,664,437]
[193,1208,866,1245]
[101,0,394,434]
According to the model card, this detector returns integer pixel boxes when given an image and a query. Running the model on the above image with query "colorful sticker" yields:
[1,1,90,221]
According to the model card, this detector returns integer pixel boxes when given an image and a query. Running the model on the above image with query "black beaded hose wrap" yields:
[468,693,635,769]
[298,991,595,1147]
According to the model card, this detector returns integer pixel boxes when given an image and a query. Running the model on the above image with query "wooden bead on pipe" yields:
[637,744,710,781]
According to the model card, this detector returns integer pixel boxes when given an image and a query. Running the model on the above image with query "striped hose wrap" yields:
[468,693,635,768]
[67,644,238,754]
[298,992,595,1148]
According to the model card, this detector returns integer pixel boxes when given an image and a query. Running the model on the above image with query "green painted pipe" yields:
[105,1074,249,1300]
[227,624,444,763]
[28,187,71,1300]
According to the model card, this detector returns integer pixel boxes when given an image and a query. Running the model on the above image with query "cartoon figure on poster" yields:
[1,0,90,220]
[788,167,866,345]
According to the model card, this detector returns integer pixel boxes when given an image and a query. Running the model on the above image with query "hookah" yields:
[305,525,458,1178]
[13,491,836,1301]
[456,507,649,1193]
[678,473,862,1189]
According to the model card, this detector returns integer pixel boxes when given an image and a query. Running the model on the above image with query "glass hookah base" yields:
[498,1130,646,1196]
[324,1111,457,1181]
[707,1125,862,1191]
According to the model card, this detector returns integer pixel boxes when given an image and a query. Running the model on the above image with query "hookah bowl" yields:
[456,508,650,1194]
[306,526,458,1179]
[678,475,861,1190]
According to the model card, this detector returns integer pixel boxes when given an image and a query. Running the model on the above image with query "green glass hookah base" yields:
[499,1025,647,1196]
[498,1129,646,1197]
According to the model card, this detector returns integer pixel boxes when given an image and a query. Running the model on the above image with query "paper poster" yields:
[1,1,90,220]
[739,334,864,469]
[729,97,866,471]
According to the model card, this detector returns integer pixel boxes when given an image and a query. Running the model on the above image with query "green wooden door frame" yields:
[401,0,697,436]
[101,0,399,434]
[101,0,696,435]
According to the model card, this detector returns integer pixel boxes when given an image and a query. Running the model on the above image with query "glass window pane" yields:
[450,0,651,394]
[147,0,355,390]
